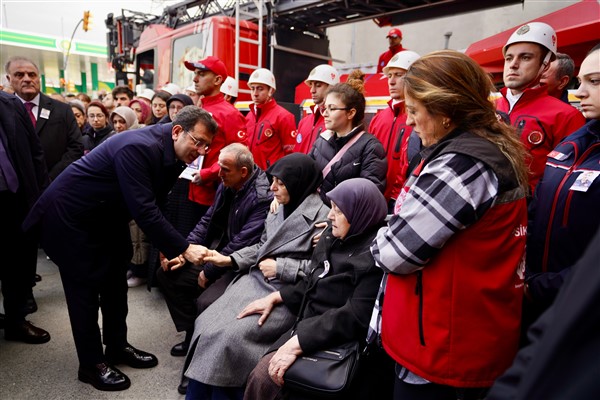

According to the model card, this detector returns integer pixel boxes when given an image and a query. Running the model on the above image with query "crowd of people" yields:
[1,19,598,400]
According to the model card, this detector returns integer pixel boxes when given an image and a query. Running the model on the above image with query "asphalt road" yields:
[0,250,187,400]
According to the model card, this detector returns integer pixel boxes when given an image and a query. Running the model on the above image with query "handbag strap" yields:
[321,130,365,179]
[290,259,330,335]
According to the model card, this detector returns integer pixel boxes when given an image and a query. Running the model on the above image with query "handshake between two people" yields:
[160,244,232,272]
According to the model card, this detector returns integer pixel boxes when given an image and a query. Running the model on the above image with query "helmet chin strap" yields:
[518,50,552,93]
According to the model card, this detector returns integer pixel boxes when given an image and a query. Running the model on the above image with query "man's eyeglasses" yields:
[186,130,210,151]
[323,106,351,113]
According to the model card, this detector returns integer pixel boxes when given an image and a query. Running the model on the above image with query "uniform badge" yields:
[291,130,297,138]
[570,170,599,192]
[296,133,303,144]
[237,130,247,139]
[516,25,530,35]
[527,131,543,145]
[547,150,569,161]
[264,128,273,138]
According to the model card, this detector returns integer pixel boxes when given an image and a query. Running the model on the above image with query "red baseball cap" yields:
[184,56,228,80]
[386,28,402,39]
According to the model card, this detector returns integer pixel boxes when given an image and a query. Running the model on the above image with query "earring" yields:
[443,120,450,129]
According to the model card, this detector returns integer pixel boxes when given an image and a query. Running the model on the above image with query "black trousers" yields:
[0,191,37,324]
[156,262,204,333]
[40,209,131,366]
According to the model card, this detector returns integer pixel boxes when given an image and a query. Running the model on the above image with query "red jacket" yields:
[382,133,527,388]
[293,105,325,154]
[496,86,585,191]
[246,99,296,170]
[369,100,413,200]
[188,93,248,206]
[377,45,407,73]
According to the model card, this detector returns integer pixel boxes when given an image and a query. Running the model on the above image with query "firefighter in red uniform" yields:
[245,68,296,170]
[369,50,420,211]
[376,28,408,74]
[293,64,339,154]
[496,22,585,192]
[184,56,248,208]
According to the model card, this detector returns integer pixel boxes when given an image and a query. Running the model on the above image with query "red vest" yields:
[382,133,527,387]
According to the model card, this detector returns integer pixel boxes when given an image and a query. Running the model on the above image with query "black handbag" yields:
[282,260,361,397]
[283,340,360,397]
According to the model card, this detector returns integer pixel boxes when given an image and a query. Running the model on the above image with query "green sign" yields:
[0,28,107,57]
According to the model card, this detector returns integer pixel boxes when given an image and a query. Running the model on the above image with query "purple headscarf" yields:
[326,178,387,237]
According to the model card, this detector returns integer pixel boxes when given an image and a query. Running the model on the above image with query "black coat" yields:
[274,225,383,354]
[34,93,83,180]
[23,123,190,271]
[309,127,387,205]
[0,92,48,212]
[488,227,600,400]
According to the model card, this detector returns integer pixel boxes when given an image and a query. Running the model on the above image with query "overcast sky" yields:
[1,0,180,44]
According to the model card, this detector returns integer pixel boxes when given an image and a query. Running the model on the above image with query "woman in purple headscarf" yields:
[242,178,388,400]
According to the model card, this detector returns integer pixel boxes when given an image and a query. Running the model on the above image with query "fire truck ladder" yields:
[234,0,266,97]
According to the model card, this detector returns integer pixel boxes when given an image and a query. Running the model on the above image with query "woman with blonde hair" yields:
[371,50,529,399]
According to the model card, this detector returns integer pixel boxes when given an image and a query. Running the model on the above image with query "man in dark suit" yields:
[5,56,82,180]
[5,56,83,312]
[0,91,50,343]
[23,106,217,392]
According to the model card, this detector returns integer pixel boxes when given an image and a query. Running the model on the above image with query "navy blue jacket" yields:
[527,119,600,304]
[187,166,273,281]
[23,123,189,259]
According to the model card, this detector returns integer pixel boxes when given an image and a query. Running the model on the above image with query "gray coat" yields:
[184,193,329,387]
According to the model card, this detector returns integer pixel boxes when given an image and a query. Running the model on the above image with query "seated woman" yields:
[242,178,387,399]
[183,153,330,399]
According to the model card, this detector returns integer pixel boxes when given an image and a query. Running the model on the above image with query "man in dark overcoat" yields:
[23,106,216,391]
[0,91,49,343]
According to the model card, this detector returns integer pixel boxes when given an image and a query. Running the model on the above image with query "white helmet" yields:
[138,88,155,102]
[221,77,239,97]
[160,83,182,96]
[383,50,420,74]
[503,22,557,62]
[248,68,276,90]
[305,64,340,86]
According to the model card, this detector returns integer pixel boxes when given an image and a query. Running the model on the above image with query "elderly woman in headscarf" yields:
[242,178,387,400]
[110,106,140,134]
[182,153,330,399]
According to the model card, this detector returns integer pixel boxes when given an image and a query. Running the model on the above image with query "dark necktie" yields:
[24,101,37,128]
[0,138,19,193]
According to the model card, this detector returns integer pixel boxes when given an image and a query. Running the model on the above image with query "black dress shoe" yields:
[23,297,38,314]
[177,376,189,394]
[170,340,189,357]
[78,363,131,391]
[4,320,50,344]
[0,313,4,330]
[35,274,42,283]
[105,344,158,368]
